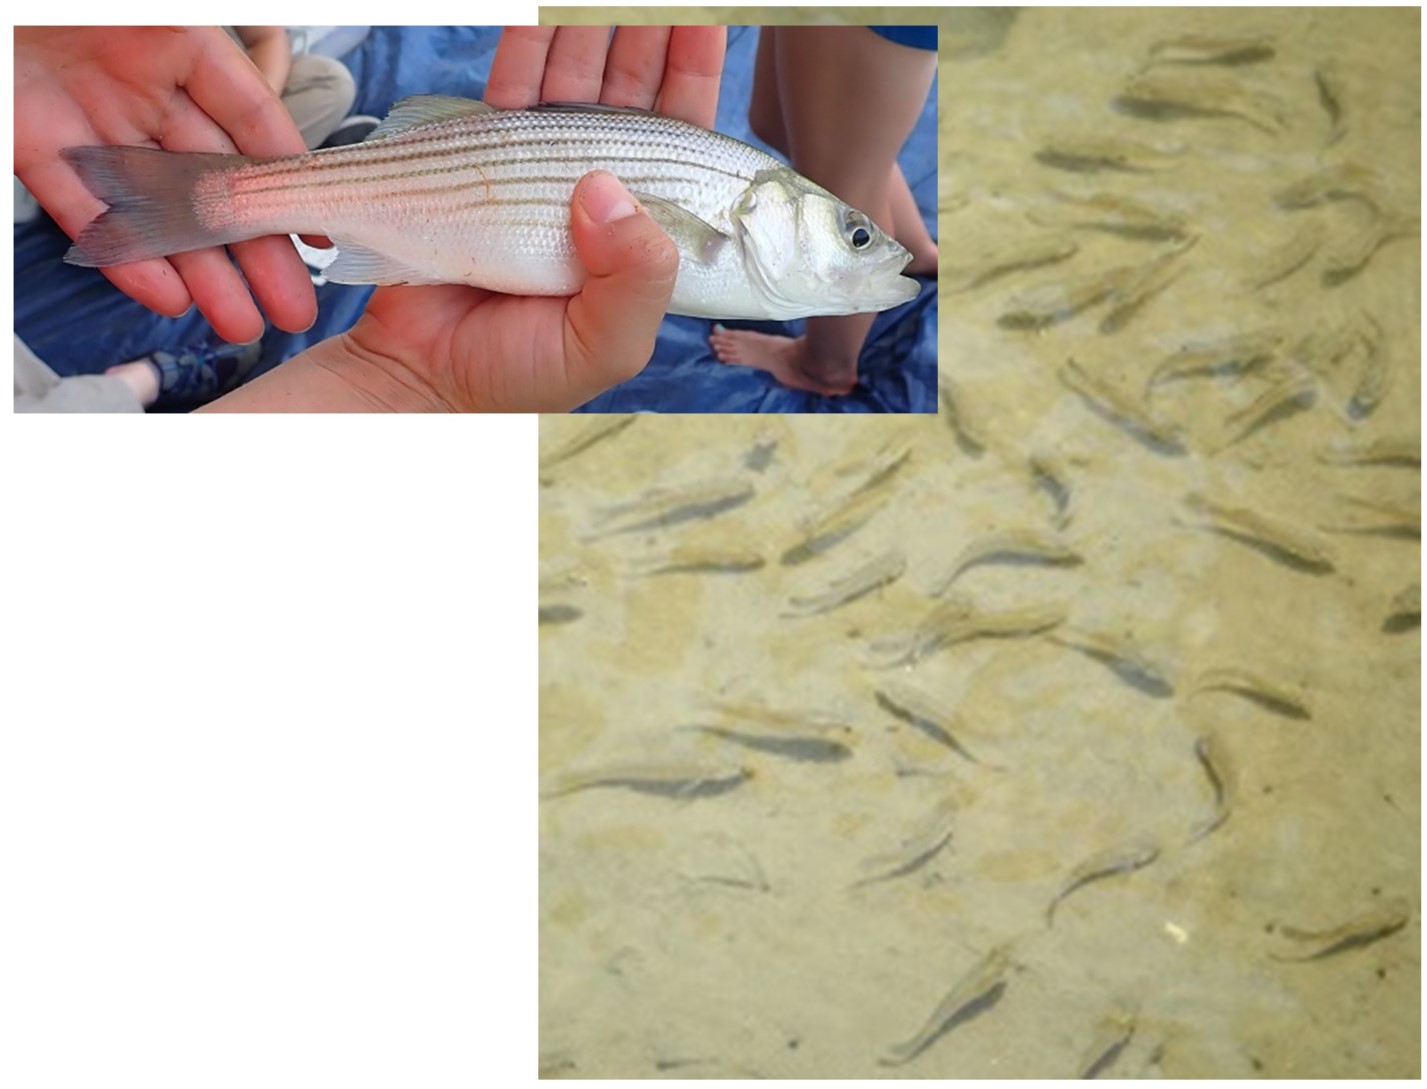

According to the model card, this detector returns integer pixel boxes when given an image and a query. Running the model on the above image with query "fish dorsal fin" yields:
[632,192,730,266]
[368,95,494,140]
[532,102,667,119]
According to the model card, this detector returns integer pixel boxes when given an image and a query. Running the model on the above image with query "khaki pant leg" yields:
[282,54,358,149]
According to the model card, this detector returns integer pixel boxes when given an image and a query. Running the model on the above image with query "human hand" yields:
[14,26,317,344]
[316,26,728,411]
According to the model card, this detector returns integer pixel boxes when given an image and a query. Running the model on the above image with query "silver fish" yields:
[63,96,918,321]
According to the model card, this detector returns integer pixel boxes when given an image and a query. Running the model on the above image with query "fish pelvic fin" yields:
[62,145,248,267]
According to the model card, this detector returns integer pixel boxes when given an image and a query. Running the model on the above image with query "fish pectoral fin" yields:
[324,238,445,285]
[632,192,730,265]
[368,95,494,140]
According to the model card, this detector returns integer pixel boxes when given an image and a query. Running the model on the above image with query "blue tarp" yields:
[14,26,936,412]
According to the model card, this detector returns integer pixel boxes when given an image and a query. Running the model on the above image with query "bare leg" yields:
[712,27,936,394]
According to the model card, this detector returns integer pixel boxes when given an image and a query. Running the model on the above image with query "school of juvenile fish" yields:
[539,15,1417,1079]
[63,96,918,320]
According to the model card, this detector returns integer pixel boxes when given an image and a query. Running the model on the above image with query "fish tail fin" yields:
[61,146,250,266]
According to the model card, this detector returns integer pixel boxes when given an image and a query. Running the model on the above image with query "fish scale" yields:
[63,96,918,320]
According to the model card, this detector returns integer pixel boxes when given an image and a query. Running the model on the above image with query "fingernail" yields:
[582,171,638,225]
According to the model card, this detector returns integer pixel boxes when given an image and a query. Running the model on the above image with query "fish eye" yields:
[851,226,872,249]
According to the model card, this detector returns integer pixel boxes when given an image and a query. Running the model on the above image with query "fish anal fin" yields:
[324,237,444,285]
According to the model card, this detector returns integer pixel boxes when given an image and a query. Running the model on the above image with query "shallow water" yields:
[539,7,1419,1078]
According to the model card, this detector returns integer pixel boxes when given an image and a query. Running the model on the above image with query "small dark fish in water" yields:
[1050,627,1175,698]
[1186,732,1236,844]
[687,724,852,764]
[538,603,583,626]
[1271,898,1412,961]
[1383,584,1420,633]
[851,798,957,888]
[875,681,984,765]
[1179,492,1337,574]
[1190,666,1311,720]
[592,477,755,537]
[1076,1005,1139,1079]
[879,945,1015,1066]
[541,762,752,800]
[1047,839,1161,926]
[784,550,906,617]
[932,529,1082,596]
[1061,357,1187,456]
[1148,34,1276,66]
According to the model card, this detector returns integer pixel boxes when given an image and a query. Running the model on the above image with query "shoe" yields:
[318,115,380,148]
[150,340,263,408]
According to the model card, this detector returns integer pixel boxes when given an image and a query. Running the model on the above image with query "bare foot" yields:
[708,326,857,396]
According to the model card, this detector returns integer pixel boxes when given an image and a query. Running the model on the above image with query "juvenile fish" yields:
[1319,494,1420,539]
[933,529,1082,596]
[1029,452,1074,527]
[1316,435,1420,468]
[1037,191,1191,242]
[879,945,1015,1066]
[1034,135,1184,174]
[780,446,910,566]
[1272,898,1413,961]
[946,233,1079,293]
[1148,35,1276,66]
[1061,357,1187,456]
[1076,1006,1139,1079]
[998,265,1128,329]
[626,546,766,576]
[1322,212,1419,286]
[687,725,852,764]
[538,603,583,626]
[939,377,991,456]
[1047,840,1161,926]
[1049,627,1175,698]
[1179,492,1337,573]
[1217,369,1317,449]
[539,415,635,471]
[1098,241,1196,333]
[875,680,985,764]
[1383,584,1421,633]
[852,797,958,888]
[1242,222,1325,291]
[1187,732,1236,844]
[1191,665,1311,720]
[592,477,755,536]
[1346,313,1389,420]
[784,550,906,617]
[1314,62,1348,146]
[871,598,1066,669]
[1146,328,1282,391]
[1273,161,1385,210]
[541,761,753,800]
[1116,71,1287,134]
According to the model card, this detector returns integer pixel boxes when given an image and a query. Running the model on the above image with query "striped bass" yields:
[62,95,920,321]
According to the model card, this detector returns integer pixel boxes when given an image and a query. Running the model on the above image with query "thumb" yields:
[562,171,680,398]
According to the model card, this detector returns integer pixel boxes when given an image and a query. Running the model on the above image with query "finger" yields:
[654,26,727,129]
[600,27,672,109]
[540,26,614,104]
[484,27,557,108]
[561,171,678,407]
[182,27,307,157]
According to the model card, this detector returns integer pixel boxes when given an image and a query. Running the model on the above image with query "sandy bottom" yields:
[539,7,1419,1079]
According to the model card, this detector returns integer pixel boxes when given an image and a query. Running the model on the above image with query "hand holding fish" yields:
[14,26,318,344]
[201,25,727,411]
